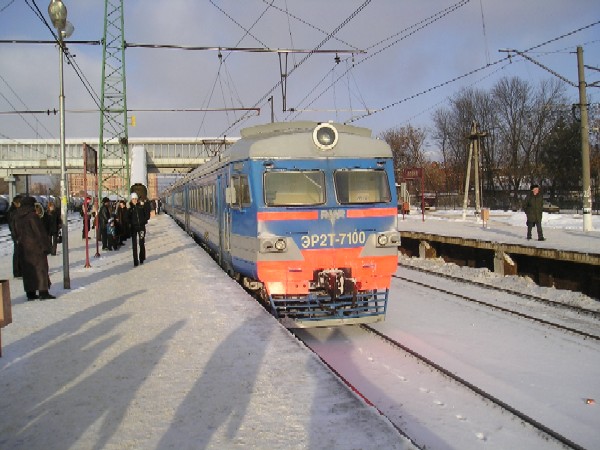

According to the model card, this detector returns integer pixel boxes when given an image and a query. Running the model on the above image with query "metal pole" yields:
[577,46,593,231]
[58,37,71,289]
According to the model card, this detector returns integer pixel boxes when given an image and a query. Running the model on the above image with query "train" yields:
[162,121,400,328]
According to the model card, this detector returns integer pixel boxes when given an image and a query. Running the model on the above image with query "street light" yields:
[48,0,74,289]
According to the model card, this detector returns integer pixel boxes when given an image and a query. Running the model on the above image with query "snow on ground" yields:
[0,209,598,449]
[397,208,600,309]
[301,209,600,449]
[0,215,410,450]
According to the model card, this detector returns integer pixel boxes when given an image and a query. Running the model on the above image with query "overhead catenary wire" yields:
[216,0,374,138]
[17,0,114,141]
[0,74,55,139]
[287,0,471,122]
[346,19,600,124]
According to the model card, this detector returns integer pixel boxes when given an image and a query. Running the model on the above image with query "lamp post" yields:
[48,0,74,289]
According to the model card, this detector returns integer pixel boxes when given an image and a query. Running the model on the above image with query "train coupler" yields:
[316,269,355,299]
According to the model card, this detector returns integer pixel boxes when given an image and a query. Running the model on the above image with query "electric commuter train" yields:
[162,121,400,328]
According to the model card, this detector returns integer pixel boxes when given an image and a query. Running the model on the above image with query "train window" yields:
[264,171,325,206]
[231,175,251,208]
[334,169,391,204]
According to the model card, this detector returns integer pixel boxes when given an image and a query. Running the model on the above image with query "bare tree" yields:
[432,87,496,195]
[432,76,567,208]
[380,124,428,178]
[492,77,566,195]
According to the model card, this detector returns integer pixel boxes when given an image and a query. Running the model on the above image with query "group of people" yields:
[81,192,152,267]
[7,195,60,300]
[7,191,153,302]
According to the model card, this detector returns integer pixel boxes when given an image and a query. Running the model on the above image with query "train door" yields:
[217,174,231,268]
[184,184,190,233]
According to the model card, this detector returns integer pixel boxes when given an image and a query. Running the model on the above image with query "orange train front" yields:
[163,122,400,328]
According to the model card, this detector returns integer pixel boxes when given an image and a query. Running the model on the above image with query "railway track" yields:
[399,263,600,320]
[394,268,600,341]
[359,323,587,450]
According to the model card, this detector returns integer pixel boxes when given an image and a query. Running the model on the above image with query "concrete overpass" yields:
[0,137,238,176]
[0,137,238,197]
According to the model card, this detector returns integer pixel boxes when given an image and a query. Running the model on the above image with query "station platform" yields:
[397,210,600,257]
[397,210,600,298]
[0,215,410,449]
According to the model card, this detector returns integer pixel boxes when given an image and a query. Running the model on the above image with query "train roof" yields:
[168,121,392,190]
[230,121,391,161]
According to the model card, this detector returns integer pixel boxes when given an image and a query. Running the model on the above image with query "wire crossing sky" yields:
[0,0,598,148]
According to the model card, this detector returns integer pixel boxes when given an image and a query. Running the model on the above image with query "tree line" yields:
[382,76,600,210]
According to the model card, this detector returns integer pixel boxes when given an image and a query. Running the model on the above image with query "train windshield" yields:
[264,170,325,206]
[334,169,391,204]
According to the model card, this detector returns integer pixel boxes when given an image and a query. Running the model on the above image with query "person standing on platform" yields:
[80,197,90,239]
[98,197,111,250]
[44,201,62,256]
[128,192,148,267]
[115,199,129,245]
[523,184,545,241]
[106,216,118,251]
[13,196,55,300]
[7,194,22,278]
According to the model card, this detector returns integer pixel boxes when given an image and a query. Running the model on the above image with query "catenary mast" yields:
[99,0,129,200]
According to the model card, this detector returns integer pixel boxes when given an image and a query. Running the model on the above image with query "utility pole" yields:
[577,46,593,231]
[462,121,487,220]
[500,47,593,231]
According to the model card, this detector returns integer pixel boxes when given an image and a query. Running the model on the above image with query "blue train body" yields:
[163,121,400,327]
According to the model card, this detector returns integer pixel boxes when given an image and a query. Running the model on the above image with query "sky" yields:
[0,209,598,448]
[0,0,599,155]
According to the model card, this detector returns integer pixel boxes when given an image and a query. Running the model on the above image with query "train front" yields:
[251,122,400,328]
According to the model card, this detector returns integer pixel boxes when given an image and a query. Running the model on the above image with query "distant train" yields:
[162,121,400,328]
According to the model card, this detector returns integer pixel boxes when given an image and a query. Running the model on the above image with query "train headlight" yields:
[376,231,401,247]
[260,237,288,253]
[313,123,338,151]
[274,238,287,251]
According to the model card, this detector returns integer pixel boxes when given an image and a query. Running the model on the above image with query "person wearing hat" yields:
[12,196,55,300]
[523,184,545,241]
[128,192,148,267]
[98,197,112,250]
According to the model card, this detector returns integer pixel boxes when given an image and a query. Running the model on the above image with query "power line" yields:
[217,0,373,137]
[346,20,600,124]
[288,0,471,121]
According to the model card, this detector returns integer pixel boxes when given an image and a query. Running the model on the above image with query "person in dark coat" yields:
[523,184,545,241]
[44,201,62,256]
[128,192,148,267]
[115,199,130,244]
[7,195,22,278]
[98,197,111,250]
[13,196,55,300]
[80,196,93,239]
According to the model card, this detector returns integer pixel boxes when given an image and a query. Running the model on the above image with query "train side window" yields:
[264,171,325,206]
[334,169,391,204]
[231,175,251,208]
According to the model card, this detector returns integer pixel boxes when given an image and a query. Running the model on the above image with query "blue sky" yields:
[0,0,598,149]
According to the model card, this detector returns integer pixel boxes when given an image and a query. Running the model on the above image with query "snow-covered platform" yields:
[0,215,410,449]
[398,210,600,297]
[397,210,599,257]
